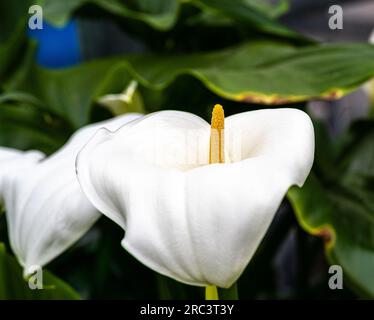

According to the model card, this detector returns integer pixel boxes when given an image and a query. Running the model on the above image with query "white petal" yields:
[0,147,45,205]
[2,113,142,273]
[77,111,209,230]
[225,108,315,186]
[76,109,314,287]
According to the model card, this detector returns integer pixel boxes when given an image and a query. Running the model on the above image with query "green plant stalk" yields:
[205,283,239,300]
[205,285,219,300]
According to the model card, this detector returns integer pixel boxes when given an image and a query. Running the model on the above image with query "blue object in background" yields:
[28,20,82,68]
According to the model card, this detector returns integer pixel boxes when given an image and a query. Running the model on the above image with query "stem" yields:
[205,285,219,300]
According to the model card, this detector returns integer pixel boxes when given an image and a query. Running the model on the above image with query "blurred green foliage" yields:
[289,119,374,298]
[0,244,79,299]
[0,0,373,299]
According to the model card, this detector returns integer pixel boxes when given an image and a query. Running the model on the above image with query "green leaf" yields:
[4,58,133,128]
[124,41,374,105]
[0,23,26,83]
[288,174,374,298]
[339,120,374,178]
[0,0,32,83]
[245,0,289,18]
[0,0,31,43]
[37,0,179,30]
[5,41,374,129]
[0,243,80,299]
[194,0,300,40]
[187,0,289,27]
[288,121,374,298]
[0,103,67,153]
[37,0,294,39]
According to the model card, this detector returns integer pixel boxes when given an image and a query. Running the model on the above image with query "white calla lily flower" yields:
[0,113,142,275]
[76,107,314,288]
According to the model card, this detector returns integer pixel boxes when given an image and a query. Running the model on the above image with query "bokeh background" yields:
[0,0,373,299]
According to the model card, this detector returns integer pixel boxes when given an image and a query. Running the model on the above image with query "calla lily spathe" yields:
[0,113,142,275]
[76,108,315,288]
[0,148,44,206]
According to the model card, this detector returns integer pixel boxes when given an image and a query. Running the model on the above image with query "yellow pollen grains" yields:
[209,104,225,164]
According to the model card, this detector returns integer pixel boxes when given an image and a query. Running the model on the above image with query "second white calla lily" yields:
[0,148,44,206]
[0,113,142,275]
[76,108,315,288]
